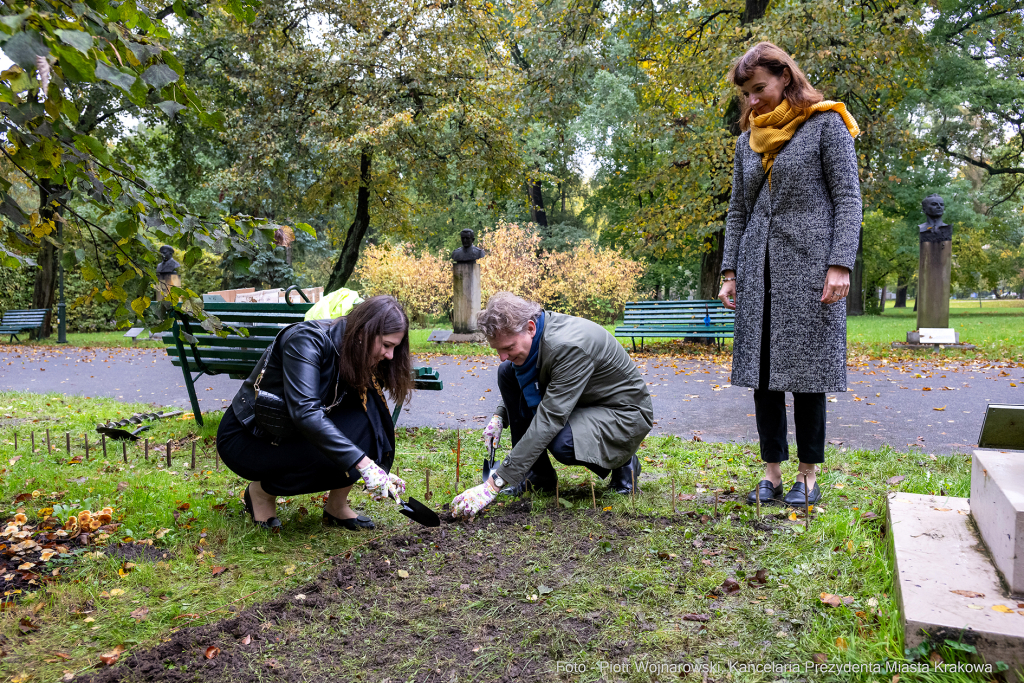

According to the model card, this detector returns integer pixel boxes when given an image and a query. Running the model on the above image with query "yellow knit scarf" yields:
[748,100,860,177]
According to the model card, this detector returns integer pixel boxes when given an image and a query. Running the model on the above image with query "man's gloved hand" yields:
[357,459,395,500]
[451,481,499,519]
[482,415,503,451]
[388,472,406,496]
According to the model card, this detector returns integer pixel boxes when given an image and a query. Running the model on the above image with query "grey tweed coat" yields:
[721,110,862,393]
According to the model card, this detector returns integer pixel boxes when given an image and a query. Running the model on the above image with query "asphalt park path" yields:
[1,345,1022,454]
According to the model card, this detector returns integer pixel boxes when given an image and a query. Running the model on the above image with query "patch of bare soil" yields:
[75,503,646,683]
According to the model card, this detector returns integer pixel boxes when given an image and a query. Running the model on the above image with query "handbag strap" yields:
[254,321,344,413]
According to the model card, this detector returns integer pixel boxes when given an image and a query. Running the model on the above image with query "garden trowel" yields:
[388,489,440,527]
[482,443,497,483]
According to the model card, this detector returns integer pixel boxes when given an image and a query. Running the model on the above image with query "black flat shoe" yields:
[746,479,784,505]
[783,481,822,506]
[323,510,375,530]
[500,470,557,498]
[609,455,641,495]
[243,484,282,530]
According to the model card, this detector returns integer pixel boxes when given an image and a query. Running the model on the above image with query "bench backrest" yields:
[622,300,734,324]
[0,309,50,325]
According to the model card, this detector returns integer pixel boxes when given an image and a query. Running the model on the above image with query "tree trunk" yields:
[326,150,373,293]
[879,284,886,312]
[846,227,865,316]
[699,230,726,299]
[525,179,548,227]
[894,274,908,308]
[31,179,63,337]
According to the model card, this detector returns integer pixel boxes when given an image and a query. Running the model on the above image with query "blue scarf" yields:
[513,312,545,412]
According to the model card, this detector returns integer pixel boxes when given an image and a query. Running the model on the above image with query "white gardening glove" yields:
[388,472,406,496]
[482,415,503,451]
[357,459,396,501]
[451,481,498,519]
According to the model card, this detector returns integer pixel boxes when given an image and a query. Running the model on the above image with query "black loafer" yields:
[783,481,822,506]
[609,455,641,495]
[501,470,557,498]
[323,511,375,530]
[746,479,783,505]
[243,484,282,530]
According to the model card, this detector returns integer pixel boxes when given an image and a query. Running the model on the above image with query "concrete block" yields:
[888,492,1024,671]
[972,450,1024,595]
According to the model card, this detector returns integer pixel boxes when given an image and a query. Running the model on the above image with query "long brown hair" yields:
[337,295,413,407]
[729,42,823,131]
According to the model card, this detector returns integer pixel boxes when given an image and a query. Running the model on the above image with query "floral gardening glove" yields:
[451,481,499,519]
[482,415,503,451]
[388,472,406,496]
[357,459,396,501]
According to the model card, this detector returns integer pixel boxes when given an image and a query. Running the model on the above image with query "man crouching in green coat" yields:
[451,292,654,519]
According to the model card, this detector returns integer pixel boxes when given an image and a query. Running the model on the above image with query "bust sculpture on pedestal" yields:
[907,194,958,344]
[451,229,485,337]
[155,245,181,301]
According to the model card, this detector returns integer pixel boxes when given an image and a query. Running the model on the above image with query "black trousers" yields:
[754,253,826,465]
[216,404,389,496]
[497,361,611,480]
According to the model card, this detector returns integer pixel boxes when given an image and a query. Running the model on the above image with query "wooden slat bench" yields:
[0,308,49,342]
[614,300,735,351]
[161,301,442,426]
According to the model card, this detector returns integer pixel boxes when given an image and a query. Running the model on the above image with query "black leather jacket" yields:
[231,318,394,473]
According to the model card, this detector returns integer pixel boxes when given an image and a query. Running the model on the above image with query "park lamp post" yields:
[57,221,66,344]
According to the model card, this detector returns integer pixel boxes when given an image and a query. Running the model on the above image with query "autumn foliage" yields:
[354,222,644,324]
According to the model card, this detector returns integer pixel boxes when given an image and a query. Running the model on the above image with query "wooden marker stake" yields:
[714,490,719,518]
[65,431,71,456]
[631,469,636,513]
[804,474,810,532]
[165,440,172,467]
[555,479,559,508]
[191,441,197,469]
[30,431,35,453]
[455,429,461,486]
[671,479,677,514]
[755,479,761,519]
[12,432,16,450]
[590,476,597,510]
[122,441,127,464]
[101,434,107,459]
[46,428,51,454]
[424,468,432,501]
[84,436,89,461]
[144,438,149,461]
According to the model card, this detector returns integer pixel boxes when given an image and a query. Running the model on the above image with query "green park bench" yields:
[0,308,50,343]
[161,299,442,426]
[614,299,735,351]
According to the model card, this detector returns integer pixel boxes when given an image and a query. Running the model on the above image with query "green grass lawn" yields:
[0,391,1013,681]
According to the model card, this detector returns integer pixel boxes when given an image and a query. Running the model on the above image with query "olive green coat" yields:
[492,312,654,486]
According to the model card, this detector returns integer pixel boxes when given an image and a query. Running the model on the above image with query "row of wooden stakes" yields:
[8,428,215,470]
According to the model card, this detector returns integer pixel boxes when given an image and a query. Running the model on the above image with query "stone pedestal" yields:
[155,273,180,301]
[971,449,1024,596]
[452,261,481,334]
[917,240,951,329]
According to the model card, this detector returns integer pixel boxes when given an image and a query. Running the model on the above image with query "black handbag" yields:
[252,322,344,441]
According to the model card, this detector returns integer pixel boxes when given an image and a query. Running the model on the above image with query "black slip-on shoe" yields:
[610,455,642,495]
[501,470,558,498]
[243,484,282,530]
[782,481,822,506]
[323,510,375,530]
[746,479,784,505]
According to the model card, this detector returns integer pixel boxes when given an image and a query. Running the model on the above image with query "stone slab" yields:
[972,450,1024,595]
[887,492,1024,671]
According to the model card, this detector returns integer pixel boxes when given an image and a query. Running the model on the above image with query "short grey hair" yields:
[477,292,542,338]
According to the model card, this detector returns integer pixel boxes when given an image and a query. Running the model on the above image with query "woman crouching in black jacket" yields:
[217,295,414,530]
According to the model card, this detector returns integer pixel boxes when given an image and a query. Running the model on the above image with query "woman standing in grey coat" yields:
[717,42,862,506]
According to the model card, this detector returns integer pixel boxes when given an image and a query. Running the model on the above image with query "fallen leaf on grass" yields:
[211,566,227,577]
[887,475,906,486]
[537,584,553,595]
[950,590,985,598]
[241,635,251,645]
[819,593,855,607]
[100,645,126,666]
[283,565,296,576]
[860,511,878,520]
[929,651,943,665]
[397,570,410,579]
[720,578,741,595]
[835,637,848,651]
[205,646,220,659]
[117,482,129,492]
[811,653,827,664]
[130,607,149,622]
[108,588,125,597]
[682,614,711,622]
[18,618,37,634]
